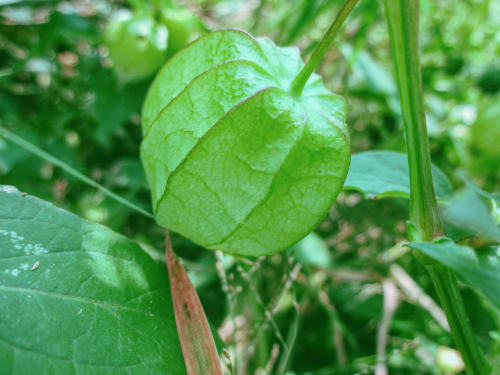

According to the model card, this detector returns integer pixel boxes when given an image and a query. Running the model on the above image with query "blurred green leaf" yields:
[470,96,500,159]
[90,70,149,147]
[342,45,400,114]
[477,69,500,95]
[489,335,500,375]
[0,136,29,174]
[0,128,41,175]
[294,232,333,268]
[443,187,500,243]
[344,150,453,199]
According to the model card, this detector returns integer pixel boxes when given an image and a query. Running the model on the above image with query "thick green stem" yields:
[384,1,441,240]
[290,0,359,96]
[427,264,489,374]
[383,1,490,374]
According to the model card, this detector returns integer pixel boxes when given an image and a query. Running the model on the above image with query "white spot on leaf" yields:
[0,186,19,194]
[0,229,48,255]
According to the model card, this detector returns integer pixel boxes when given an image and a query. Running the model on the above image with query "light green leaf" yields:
[408,239,500,311]
[0,185,186,375]
[344,150,452,199]
[341,45,400,115]
[141,30,350,256]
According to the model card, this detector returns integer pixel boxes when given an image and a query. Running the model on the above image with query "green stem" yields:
[384,2,441,240]
[427,264,489,374]
[0,126,155,220]
[383,1,490,374]
[289,0,359,96]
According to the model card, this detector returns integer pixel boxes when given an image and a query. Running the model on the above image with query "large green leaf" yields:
[0,185,186,375]
[409,239,500,311]
[344,150,452,199]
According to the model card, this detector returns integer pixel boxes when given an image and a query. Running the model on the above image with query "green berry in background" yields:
[105,10,168,83]
[470,96,500,159]
[161,7,199,57]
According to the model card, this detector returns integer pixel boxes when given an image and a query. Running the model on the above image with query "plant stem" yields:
[289,0,359,96]
[426,264,488,372]
[384,3,441,240]
[0,125,155,220]
[383,1,490,374]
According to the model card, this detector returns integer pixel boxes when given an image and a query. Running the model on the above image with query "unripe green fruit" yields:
[141,30,350,256]
[161,7,198,57]
[470,97,500,158]
[105,10,168,83]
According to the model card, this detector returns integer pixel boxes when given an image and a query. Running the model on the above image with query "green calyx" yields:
[141,30,350,256]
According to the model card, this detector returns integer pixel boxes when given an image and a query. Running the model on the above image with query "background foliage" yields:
[1,0,499,374]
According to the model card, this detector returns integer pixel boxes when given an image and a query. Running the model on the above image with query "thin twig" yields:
[277,296,300,374]
[375,280,399,375]
[243,260,301,358]
[390,264,449,331]
[215,251,239,374]
[260,343,280,375]
[318,290,347,367]
[271,263,302,316]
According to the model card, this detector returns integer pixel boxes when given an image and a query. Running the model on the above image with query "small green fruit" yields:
[141,30,350,256]
[105,10,168,83]
[470,97,500,158]
[161,7,198,57]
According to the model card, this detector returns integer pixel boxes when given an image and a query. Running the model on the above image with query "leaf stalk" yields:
[290,0,359,96]
[0,125,154,220]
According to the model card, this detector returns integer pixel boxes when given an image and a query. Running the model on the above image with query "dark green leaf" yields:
[90,70,149,147]
[409,239,500,311]
[443,187,500,243]
[0,186,186,374]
